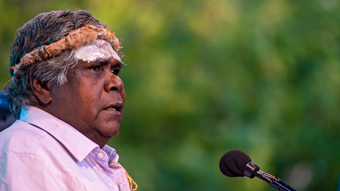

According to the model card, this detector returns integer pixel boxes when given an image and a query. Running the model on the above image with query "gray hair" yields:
[7,10,108,118]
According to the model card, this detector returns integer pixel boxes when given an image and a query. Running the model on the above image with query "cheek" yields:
[79,78,103,102]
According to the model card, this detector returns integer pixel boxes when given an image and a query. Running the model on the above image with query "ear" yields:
[32,78,53,104]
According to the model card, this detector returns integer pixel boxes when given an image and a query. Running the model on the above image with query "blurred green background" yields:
[1,0,340,190]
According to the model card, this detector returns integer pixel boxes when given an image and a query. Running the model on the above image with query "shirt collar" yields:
[20,106,99,162]
[102,145,118,165]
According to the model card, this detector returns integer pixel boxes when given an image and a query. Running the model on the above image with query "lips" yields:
[104,102,123,112]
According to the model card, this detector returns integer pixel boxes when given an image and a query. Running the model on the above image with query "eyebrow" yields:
[93,57,125,68]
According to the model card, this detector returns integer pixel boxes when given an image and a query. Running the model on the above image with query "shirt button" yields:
[111,184,115,189]
[98,153,104,158]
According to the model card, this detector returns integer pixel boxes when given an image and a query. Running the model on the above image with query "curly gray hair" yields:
[7,10,109,118]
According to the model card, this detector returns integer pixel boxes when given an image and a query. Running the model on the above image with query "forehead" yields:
[74,40,122,63]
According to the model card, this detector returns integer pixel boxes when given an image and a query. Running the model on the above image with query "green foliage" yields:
[1,0,340,190]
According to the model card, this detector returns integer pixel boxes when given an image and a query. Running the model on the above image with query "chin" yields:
[100,124,120,137]
[109,129,120,136]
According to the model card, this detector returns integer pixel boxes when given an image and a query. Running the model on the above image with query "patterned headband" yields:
[11,25,122,77]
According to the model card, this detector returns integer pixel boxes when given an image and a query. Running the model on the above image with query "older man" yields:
[0,10,137,191]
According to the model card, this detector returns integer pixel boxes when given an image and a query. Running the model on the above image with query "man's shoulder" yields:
[0,120,49,155]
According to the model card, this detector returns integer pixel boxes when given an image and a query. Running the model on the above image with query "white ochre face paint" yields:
[74,40,121,62]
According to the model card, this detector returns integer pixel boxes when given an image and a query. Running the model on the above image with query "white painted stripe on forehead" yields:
[74,40,121,62]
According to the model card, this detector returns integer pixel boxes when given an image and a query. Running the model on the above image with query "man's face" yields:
[48,40,125,146]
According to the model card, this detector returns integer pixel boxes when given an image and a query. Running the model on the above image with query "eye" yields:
[90,65,100,71]
[111,68,120,75]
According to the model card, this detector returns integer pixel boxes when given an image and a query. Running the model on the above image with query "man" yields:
[0,10,137,191]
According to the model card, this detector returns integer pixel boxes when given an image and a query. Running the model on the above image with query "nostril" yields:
[104,75,124,92]
[110,87,118,91]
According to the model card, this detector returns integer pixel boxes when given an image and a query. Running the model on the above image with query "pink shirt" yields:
[0,106,131,191]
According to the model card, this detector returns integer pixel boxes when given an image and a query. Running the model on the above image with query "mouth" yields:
[104,102,123,112]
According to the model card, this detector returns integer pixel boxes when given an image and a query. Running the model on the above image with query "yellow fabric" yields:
[117,162,138,191]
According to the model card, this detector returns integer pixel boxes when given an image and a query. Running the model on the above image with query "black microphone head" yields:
[219,150,252,177]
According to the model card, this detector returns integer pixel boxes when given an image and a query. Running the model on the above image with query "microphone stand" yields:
[244,162,297,191]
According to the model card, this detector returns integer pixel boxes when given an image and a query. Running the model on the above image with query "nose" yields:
[104,74,124,92]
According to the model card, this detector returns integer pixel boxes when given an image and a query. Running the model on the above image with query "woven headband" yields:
[11,25,122,77]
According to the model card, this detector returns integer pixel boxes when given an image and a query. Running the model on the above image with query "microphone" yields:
[219,150,297,191]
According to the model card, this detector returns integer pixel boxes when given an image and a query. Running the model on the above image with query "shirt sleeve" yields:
[0,151,65,191]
